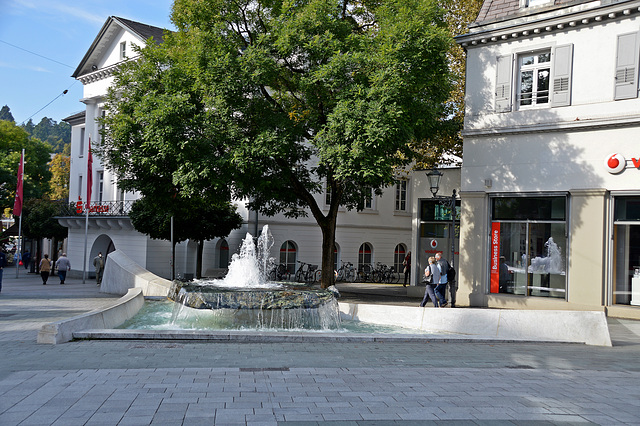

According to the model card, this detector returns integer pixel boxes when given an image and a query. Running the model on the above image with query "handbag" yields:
[422,265,433,284]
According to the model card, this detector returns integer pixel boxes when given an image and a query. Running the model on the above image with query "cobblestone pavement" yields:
[0,268,639,425]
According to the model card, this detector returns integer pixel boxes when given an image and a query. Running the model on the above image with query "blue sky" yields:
[0,0,175,125]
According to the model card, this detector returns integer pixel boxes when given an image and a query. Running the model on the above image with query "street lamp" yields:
[425,168,457,269]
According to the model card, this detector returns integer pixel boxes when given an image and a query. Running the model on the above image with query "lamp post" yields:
[425,168,457,269]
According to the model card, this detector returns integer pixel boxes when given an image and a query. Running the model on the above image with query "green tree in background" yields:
[0,105,15,122]
[129,196,243,279]
[101,0,456,288]
[21,198,68,267]
[0,120,52,211]
[48,144,70,201]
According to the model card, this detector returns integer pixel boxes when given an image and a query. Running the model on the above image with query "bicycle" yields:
[294,261,320,284]
[357,263,373,282]
[371,263,400,284]
[335,260,356,282]
[268,263,290,281]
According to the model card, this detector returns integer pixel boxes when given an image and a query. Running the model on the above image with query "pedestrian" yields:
[420,256,441,307]
[0,250,6,293]
[22,249,31,270]
[435,252,450,307]
[39,254,52,285]
[93,252,104,286]
[403,251,411,287]
[55,253,71,285]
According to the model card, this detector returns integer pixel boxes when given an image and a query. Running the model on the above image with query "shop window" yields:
[490,196,567,299]
[612,197,640,306]
[279,241,297,274]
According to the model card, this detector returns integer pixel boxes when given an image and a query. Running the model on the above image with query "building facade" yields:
[61,16,414,280]
[456,0,640,319]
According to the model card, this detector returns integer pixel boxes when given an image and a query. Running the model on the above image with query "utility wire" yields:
[0,39,74,69]
[20,80,78,125]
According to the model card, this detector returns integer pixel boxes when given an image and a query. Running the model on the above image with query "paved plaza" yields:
[0,268,639,425]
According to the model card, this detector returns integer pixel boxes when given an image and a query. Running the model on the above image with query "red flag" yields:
[87,137,93,205]
[12,151,24,216]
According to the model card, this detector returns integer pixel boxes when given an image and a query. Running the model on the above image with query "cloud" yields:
[4,0,104,25]
[0,60,51,73]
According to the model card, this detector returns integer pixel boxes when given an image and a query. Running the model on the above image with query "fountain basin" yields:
[167,281,337,310]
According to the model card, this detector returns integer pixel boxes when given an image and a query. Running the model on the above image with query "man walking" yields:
[436,252,458,308]
[55,253,71,284]
[435,252,451,308]
[93,252,104,286]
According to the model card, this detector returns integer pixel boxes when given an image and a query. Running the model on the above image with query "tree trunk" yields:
[196,240,204,279]
[319,215,337,289]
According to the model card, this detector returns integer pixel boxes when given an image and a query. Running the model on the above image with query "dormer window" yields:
[522,0,553,8]
[120,42,126,59]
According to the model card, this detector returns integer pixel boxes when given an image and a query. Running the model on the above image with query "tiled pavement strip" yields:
[0,269,639,425]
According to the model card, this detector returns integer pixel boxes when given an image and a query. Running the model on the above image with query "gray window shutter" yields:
[551,44,573,107]
[495,55,513,112]
[614,32,640,100]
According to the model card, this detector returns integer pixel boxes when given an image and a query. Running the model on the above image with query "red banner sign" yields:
[490,222,500,293]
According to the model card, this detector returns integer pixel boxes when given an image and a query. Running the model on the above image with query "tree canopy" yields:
[0,120,52,212]
[101,0,457,287]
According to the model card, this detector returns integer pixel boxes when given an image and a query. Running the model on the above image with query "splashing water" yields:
[215,225,278,288]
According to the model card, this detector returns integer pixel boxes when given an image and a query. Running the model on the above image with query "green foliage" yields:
[128,196,243,244]
[102,0,456,286]
[0,105,14,122]
[21,198,68,241]
[0,120,52,211]
[21,117,71,153]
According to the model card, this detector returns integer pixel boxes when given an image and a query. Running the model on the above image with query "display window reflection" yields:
[490,196,567,299]
[612,197,640,306]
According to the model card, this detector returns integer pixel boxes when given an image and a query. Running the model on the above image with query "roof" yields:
[62,110,86,125]
[474,0,592,26]
[72,16,167,79]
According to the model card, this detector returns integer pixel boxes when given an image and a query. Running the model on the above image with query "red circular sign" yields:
[605,153,625,174]
[430,239,438,249]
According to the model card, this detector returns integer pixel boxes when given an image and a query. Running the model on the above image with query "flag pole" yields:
[14,149,24,279]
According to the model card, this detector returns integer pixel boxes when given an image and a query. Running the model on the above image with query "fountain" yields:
[166,225,341,330]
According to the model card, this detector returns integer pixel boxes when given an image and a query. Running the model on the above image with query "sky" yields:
[0,0,175,125]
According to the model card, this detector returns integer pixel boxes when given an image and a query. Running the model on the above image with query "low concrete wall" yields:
[38,250,173,344]
[37,288,144,344]
[338,303,612,346]
[101,249,172,297]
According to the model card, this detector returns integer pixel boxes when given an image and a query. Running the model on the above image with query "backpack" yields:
[447,265,456,282]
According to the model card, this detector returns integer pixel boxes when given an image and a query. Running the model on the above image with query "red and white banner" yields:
[490,222,500,293]
[12,151,24,216]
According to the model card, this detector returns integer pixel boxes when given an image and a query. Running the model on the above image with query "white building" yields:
[61,16,414,281]
[456,0,640,319]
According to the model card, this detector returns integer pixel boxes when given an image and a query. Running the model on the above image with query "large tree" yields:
[129,196,243,278]
[101,0,455,288]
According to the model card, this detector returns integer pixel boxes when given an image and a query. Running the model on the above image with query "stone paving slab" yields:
[1,269,640,425]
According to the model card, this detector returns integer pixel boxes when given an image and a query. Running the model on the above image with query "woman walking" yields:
[420,256,441,307]
[39,254,51,285]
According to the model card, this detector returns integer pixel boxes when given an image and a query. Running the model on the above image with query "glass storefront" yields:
[418,198,460,279]
[612,196,640,306]
[490,196,567,298]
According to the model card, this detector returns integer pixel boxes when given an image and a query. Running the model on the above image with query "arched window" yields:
[218,239,229,268]
[358,242,373,269]
[279,241,297,274]
[394,244,407,273]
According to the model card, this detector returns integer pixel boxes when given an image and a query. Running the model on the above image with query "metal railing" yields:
[57,200,136,217]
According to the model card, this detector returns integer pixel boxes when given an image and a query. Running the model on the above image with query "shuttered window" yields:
[614,32,640,100]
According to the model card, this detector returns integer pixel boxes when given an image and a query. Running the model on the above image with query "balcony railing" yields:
[57,200,136,217]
